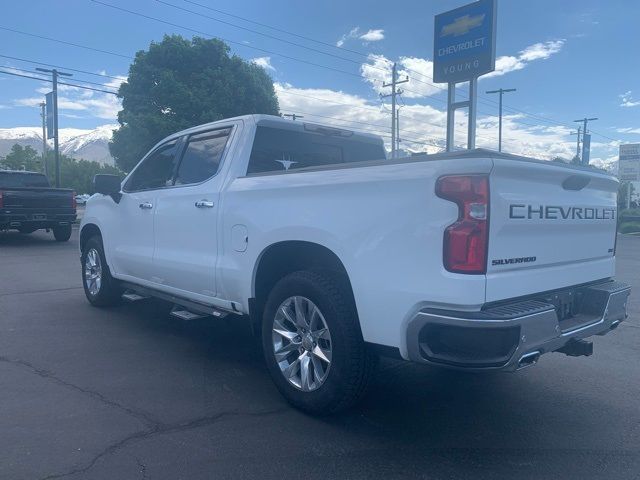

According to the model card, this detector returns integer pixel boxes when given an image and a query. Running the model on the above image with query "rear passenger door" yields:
[151,126,234,302]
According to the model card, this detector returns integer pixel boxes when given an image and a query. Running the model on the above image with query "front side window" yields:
[175,128,231,185]
[124,140,179,192]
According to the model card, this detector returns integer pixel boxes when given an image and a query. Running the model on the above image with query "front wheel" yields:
[262,270,376,415]
[81,235,122,307]
[53,224,72,242]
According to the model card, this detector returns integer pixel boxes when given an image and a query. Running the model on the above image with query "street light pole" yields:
[36,68,72,187]
[486,88,516,152]
[39,101,48,177]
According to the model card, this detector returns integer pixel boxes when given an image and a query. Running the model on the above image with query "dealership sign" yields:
[619,144,640,182]
[433,0,497,83]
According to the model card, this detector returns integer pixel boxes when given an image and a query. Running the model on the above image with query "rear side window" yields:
[0,173,49,188]
[175,128,231,185]
[124,140,179,192]
[247,126,386,174]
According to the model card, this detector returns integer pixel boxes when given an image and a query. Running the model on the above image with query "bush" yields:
[619,222,640,234]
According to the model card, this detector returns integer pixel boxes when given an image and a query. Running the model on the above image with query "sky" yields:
[0,0,639,166]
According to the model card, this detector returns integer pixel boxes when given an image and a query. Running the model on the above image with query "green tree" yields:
[618,181,636,211]
[0,144,42,171]
[110,35,279,171]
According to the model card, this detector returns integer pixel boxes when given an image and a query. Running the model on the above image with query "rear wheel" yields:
[53,224,72,242]
[262,270,376,415]
[81,235,122,307]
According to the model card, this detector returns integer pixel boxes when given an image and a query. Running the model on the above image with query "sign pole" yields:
[446,83,455,152]
[467,78,477,149]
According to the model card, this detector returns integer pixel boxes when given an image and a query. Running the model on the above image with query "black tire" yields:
[81,235,122,307]
[53,224,72,242]
[262,270,376,415]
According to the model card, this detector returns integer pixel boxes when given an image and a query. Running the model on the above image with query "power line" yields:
[0,25,132,59]
[0,53,124,80]
[0,68,118,95]
[90,1,367,80]
[2,65,120,90]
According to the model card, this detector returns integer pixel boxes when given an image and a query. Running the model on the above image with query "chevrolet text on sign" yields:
[433,0,497,83]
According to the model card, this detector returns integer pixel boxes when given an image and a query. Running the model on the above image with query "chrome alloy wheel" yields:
[84,248,103,297]
[271,296,332,392]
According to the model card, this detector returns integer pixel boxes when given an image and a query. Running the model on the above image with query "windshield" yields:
[0,172,50,188]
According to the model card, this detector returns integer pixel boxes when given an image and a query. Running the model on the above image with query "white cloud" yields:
[484,40,565,78]
[360,40,564,100]
[274,81,586,159]
[619,91,640,108]
[617,127,640,134]
[251,56,275,72]
[359,29,385,42]
[336,27,385,47]
[13,73,126,121]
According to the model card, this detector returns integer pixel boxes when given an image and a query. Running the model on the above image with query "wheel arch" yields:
[80,223,102,253]
[250,240,359,333]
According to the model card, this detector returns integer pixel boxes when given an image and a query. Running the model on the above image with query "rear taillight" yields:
[436,175,489,274]
[72,192,77,210]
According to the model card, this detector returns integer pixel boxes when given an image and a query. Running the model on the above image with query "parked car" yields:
[0,170,76,241]
[80,114,631,414]
[75,194,91,206]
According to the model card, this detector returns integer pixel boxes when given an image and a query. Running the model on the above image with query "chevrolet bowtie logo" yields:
[441,13,485,37]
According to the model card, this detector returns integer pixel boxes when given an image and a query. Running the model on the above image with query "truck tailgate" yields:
[486,158,618,302]
[2,188,73,209]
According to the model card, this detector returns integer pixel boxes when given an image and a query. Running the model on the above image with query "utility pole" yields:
[283,113,304,121]
[573,117,597,164]
[39,102,48,178]
[485,88,516,152]
[381,63,409,159]
[571,127,582,161]
[36,68,72,187]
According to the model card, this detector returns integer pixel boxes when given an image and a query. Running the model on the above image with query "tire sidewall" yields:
[53,224,72,242]
[81,236,117,306]
[261,271,360,413]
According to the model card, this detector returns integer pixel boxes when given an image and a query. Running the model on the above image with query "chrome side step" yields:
[170,305,229,321]
[122,292,149,302]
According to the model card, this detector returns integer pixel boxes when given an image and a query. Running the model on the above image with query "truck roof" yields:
[161,114,384,146]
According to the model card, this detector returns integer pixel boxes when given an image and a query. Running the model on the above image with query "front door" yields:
[109,139,181,283]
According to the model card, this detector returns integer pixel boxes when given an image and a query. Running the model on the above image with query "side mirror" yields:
[93,174,122,202]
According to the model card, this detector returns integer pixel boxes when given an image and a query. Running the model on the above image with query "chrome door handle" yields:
[139,202,153,209]
[195,200,214,208]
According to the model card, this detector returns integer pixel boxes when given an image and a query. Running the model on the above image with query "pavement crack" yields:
[38,407,288,480]
[0,355,159,427]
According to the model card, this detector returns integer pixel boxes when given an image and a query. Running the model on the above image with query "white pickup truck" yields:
[81,114,630,414]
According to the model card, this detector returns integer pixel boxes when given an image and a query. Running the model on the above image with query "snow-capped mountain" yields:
[0,124,117,166]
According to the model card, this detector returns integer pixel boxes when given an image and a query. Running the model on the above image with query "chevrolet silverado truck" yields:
[80,114,631,414]
[0,170,76,241]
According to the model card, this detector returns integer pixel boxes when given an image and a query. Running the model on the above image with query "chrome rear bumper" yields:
[406,280,631,371]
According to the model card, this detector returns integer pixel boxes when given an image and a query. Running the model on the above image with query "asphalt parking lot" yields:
[1,230,639,480]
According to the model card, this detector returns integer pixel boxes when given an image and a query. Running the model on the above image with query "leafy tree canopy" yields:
[109,35,280,171]
[0,144,42,171]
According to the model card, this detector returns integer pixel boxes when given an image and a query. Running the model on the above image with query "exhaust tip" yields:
[517,351,541,370]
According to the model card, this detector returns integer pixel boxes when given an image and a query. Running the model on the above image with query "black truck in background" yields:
[0,170,76,242]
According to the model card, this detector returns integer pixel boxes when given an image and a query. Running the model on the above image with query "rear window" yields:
[0,172,50,188]
[247,126,386,174]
